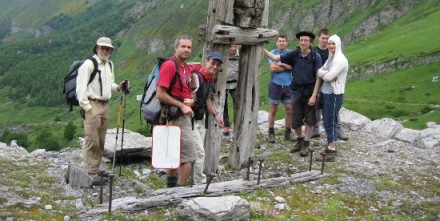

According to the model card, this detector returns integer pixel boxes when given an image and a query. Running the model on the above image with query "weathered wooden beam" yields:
[228,45,261,168]
[76,171,326,218]
[210,25,278,45]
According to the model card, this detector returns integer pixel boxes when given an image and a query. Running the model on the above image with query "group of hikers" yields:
[76,28,349,187]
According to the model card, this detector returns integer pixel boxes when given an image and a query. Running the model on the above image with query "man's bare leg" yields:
[177,162,192,186]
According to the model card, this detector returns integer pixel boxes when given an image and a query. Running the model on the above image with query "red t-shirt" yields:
[157,57,192,99]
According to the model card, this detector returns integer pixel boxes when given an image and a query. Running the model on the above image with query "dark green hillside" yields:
[0,0,438,150]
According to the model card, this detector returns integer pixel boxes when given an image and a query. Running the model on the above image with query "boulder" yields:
[360,118,403,142]
[420,125,440,149]
[339,107,371,131]
[177,196,250,221]
[103,128,152,160]
[394,128,421,146]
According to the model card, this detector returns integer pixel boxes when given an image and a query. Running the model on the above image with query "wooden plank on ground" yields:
[77,170,326,218]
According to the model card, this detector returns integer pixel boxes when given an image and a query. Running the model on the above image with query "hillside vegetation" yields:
[0,0,439,149]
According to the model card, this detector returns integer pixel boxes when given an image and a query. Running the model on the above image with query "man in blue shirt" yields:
[264,31,322,157]
[267,35,293,143]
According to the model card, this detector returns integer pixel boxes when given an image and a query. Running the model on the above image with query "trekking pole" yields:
[112,94,124,171]
[119,80,129,176]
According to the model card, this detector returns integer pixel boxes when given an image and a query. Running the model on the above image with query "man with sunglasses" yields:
[157,35,196,187]
[76,37,128,186]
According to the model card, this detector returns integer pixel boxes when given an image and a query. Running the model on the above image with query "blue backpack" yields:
[140,57,179,125]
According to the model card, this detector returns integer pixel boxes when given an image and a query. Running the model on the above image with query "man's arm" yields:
[264,49,281,61]
[156,86,194,116]
[269,62,292,73]
[206,97,224,128]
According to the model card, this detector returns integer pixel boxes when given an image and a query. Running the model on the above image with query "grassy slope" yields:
[0,0,438,138]
[259,0,440,129]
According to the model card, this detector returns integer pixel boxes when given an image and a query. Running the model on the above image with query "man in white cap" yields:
[76,36,128,185]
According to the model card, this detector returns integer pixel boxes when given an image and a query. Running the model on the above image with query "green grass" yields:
[345,63,440,129]
[345,0,440,66]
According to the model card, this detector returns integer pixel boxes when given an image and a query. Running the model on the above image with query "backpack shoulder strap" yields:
[87,57,100,85]
[88,56,103,96]
[168,57,181,91]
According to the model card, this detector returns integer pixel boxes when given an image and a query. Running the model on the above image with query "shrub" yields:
[64,121,77,141]
[0,130,30,148]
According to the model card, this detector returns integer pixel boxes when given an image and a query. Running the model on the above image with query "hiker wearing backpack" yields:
[76,37,129,186]
[264,31,322,157]
[192,52,225,184]
[156,35,197,187]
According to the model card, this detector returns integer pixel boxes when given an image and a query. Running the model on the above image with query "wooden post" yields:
[202,0,277,172]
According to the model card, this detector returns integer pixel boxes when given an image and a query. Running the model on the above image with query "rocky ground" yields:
[0,117,439,220]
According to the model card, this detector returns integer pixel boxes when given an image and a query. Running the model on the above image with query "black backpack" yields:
[63,57,112,111]
[140,57,180,125]
[193,71,214,120]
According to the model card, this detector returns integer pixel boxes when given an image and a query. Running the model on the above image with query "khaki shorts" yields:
[174,115,196,164]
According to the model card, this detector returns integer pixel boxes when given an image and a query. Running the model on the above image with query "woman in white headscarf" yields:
[313,34,348,162]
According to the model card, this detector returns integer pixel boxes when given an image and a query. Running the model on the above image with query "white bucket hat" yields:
[96,37,114,48]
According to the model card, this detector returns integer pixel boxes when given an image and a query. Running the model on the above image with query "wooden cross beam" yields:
[210,25,278,45]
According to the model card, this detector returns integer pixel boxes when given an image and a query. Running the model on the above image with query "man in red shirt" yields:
[157,35,196,187]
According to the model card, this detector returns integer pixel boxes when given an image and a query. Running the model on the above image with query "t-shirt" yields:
[315,47,329,64]
[268,48,292,86]
[157,57,192,99]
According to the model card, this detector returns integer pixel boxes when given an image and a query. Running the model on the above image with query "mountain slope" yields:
[0,0,438,133]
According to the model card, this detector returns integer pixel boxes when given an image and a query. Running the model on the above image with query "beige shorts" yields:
[174,115,196,164]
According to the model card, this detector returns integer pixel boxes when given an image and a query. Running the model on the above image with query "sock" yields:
[166,176,177,188]
[269,127,275,134]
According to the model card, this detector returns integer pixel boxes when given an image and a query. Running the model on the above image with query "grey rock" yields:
[394,128,421,146]
[339,107,371,131]
[102,128,152,159]
[177,196,250,221]
[361,118,403,142]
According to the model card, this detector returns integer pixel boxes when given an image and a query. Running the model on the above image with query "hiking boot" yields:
[267,133,276,143]
[311,133,321,139]
[338,133,349,141]
[315,148,336,162]
[284,131,295,141]
[290,137,304,153]
[300,141,310,157]
[92,175,108,186]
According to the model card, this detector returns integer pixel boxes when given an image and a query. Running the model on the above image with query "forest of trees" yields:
[0,1,135,107]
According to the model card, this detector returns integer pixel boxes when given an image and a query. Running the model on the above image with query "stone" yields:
[339,107,371,131]
[44,204,53,210]
[102,128,152,160]
[394,128,421,146]
[177,196,250,221]
[361,118,403,142]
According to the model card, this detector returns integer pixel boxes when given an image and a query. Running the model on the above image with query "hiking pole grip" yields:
[122,79,130,94]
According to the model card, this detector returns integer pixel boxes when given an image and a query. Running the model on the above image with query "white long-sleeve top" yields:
[317,34,348,95]
[76,55,118,112]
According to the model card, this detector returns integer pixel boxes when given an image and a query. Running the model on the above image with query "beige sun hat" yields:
[96,37,114,48]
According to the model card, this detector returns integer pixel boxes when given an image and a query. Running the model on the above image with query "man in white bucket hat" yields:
[77,36,129,185]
